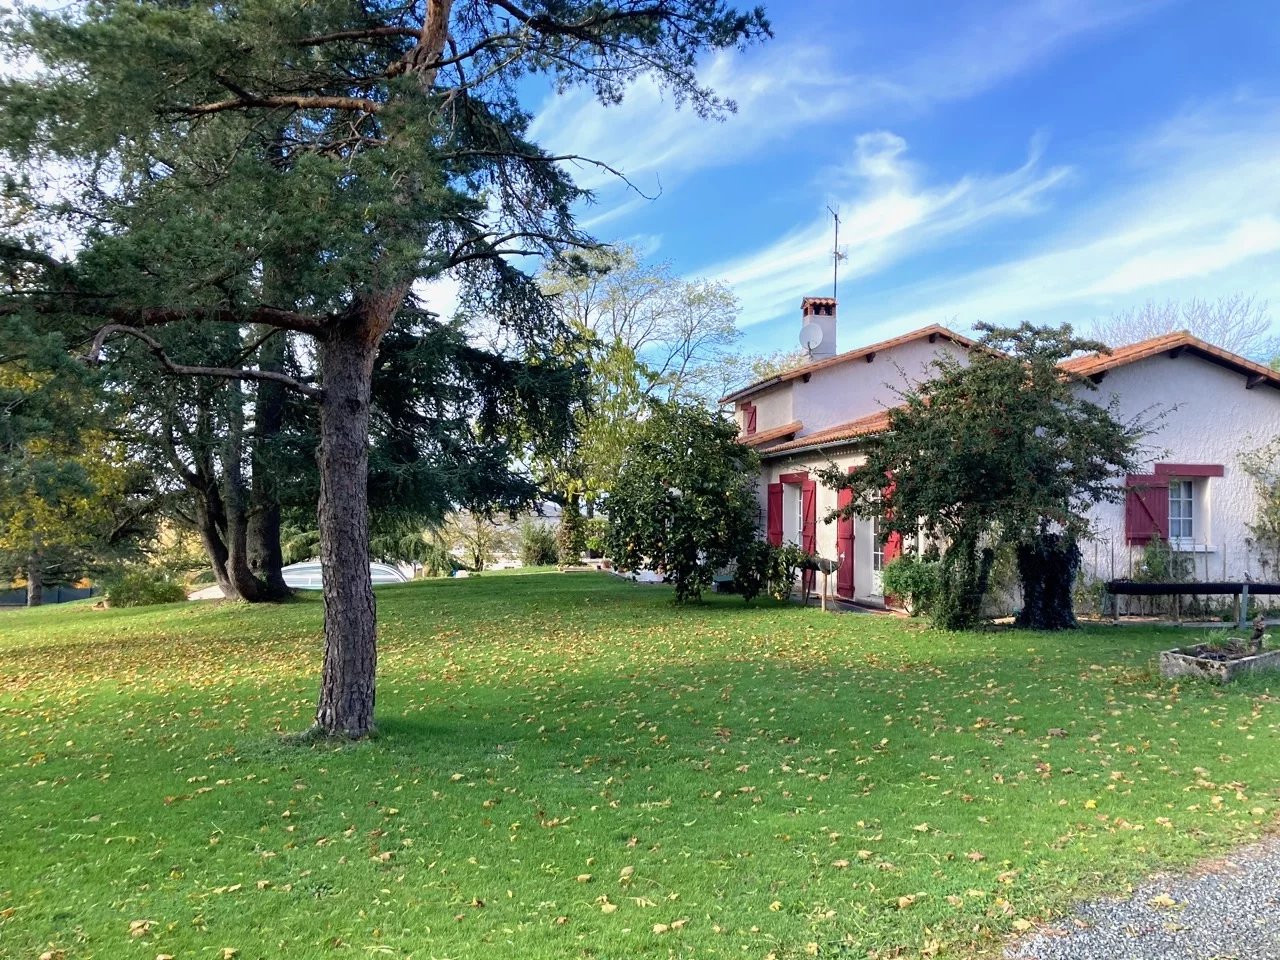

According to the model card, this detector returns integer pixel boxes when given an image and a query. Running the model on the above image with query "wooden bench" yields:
[1104,580,1280,627]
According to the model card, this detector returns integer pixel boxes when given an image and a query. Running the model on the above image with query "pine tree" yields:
[0,0,770,736]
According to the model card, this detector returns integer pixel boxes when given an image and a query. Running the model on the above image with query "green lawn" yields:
[1,573,1277,959]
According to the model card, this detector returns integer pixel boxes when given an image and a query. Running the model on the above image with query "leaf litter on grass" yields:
[0,573,1277,958]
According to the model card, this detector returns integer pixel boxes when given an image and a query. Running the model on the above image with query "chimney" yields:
[799,296,837,361]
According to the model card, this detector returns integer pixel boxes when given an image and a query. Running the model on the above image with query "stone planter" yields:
[1160,646,1280,682]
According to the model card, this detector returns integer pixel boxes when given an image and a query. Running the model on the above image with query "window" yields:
[795,492,805,547]
[1168,479,1194,540]
[871,514,884,572]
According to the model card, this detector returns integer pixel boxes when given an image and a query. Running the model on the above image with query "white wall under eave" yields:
[792,338,970,436]
[1075,354,1280,582]
[740,382,794,434]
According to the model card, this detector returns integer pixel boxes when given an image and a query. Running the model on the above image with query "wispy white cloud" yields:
[527,0,1160,210]
[698,131,1072,328]
[527,41,861,196]
[870,97,1280,335]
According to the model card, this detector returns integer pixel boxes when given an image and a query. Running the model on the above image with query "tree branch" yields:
[179,93,383,117]
[292,25,422,46]
[87,325,324,400]
[444,150,660,200]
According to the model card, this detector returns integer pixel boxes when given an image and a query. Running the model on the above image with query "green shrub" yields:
[767,544,811,601]
[583,517,610,557]
[1133,535,1193,582]
[606,403,759,602]
[519,521,559,567]
[881,554,940,617]
[734,540,774,603]
[1072,573,1109,618]
[105,567,187,607]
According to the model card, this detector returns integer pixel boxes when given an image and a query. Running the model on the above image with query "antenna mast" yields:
[827,204,847,300]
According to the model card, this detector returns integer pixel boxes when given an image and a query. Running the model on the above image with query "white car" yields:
[281,561,409,590]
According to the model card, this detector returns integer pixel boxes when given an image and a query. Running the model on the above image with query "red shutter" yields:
[801,480,817,594]
[836,483,855,597]
[882,474,901,561]
[1125,474,1169,544]
[746,403,757,435]
[881,473,902,604]
[801,481,817,554]
[766,482,783,546]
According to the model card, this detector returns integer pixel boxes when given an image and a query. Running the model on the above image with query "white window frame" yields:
[871,514,885,573]
[781,483,801,546]
[1168,478,1195,543]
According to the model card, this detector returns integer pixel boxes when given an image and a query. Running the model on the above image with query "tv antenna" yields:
[827,204,848,301]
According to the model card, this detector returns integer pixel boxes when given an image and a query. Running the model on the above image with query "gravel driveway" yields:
[1007,837,1280,960]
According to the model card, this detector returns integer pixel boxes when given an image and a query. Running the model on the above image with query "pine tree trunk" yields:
[313,329,379,738]
[247,331,290,600]
[223,383,267,602]
[26,538,43,608]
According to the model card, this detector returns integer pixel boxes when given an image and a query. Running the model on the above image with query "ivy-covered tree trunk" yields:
[557,490,586,566]
[313,324,383,738]
[934,533,994,630]
[1015,532,1081,630]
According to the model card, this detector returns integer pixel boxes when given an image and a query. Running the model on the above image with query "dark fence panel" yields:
[0,585,101,607]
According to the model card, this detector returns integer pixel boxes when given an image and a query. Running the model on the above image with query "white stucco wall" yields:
[738,382,794,434]
[1076,354,1280,582]
[791,339,970,436]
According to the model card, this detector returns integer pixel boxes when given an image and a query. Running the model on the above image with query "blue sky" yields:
[520,0,1280,356]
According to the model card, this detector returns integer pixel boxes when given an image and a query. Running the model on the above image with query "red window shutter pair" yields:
[766,482,783,546]
[745,403,758,435]
[1124,474,1169,544]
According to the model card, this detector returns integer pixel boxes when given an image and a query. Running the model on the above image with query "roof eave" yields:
[760,430,887,460]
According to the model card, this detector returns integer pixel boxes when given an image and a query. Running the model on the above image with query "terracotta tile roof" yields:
[758,408,895,457]
[1059,331,1280,389]
[738,419,802,448]
[719,324,977,404]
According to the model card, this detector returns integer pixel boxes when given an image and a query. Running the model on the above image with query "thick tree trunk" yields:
[313,329,380,738]
[222,383,268,602]
[247,499,289,597]
[1015,532,1081,630]
[26,538,43,608]
[195,500,236,599]
[248,332,290,599]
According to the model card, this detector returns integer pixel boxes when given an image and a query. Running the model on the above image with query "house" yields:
[723,298,1280,605]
